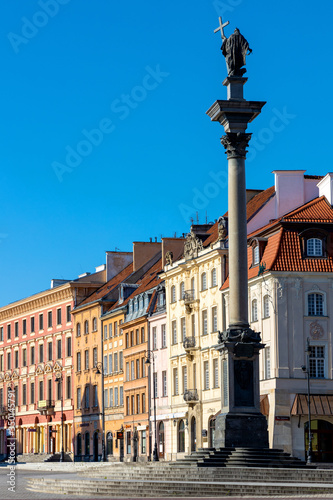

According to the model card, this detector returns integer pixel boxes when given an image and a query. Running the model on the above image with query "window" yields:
[92,318,97,331]
[0,354,2,371]
[141,431,146,454]
[173,368,178,395]
[7,352,11,370]
[39,344,44,363]
[142,393,146,413]
[84,320,89,335]
[77,388,82,408]
[84,386,90,408]
[104,325,107,340]
[131,395,135,414]
[263,295,270,318]
[126,361,130,381]
[309,346,325,378]
[30,317,35,333]
[153,372,158,398]
[308,293,324,316]
[182,366,187,393]
[39,314,43,331]
[93,385,98,407]
[119,386,123,406]
[126,431,131,454]
[178,420,185,453]
[57,308,62,325]
[57,379,61,400]
[39,380,44,400]
[136,358,140,379]
[201,272,207,291]
[212,307,218,332]
[48,342,52,361]
[22,348,27,367]
[67,337,72,357]
[30,382,35,404]
[131,360,135,380]
[93,347,97,368]
[14,351,18,368]
[48,311,52,328]
[7,324,11,340]
[213,358,219,388]
[204,360,209,390]
[119,351,123,370]
[76,323,81,337]
[57,339,62,359]
[114,387,119,406]
[191,315,195,336]
[136,393,140,414]
[265,346,271,379]
[180,282,185,300]
[191,277,195,298]
[253,245,259,265]
[22,384,27,405]
[109,323,112,338]
[172,320,177,345]
[171,285,176,303]
[126,396,130,415]
[66,305,71,323]
[48,379,52,399]
[66,375,71,399]
[84,432,90,456]
[77,352,81,372]
[211,268,217,287]
[103,355,107,375]
[161,370,167,397]
[114,322,118,336]
[85,350,89,370]
[161,324,166,348]
[307,238,323,257]
[22,319,27,336]
[104,389,108,408]
[181,317,186,342]
[109,388,113,407]
[14,322,18,337]
[202,310,208,335]
[0,326,3,341]
[30,346,35,365]
[114,353,118,372]
[153,327,157,350]
[252,299,258,322]
[142,357,145,378]
[141,327,145,343]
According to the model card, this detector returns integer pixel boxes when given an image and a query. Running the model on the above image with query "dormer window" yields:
[307,238,323,257]
[139,296,144,310]
[250,237,267,267]
[253,245,260,265]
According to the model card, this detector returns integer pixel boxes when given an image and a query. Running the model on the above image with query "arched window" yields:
[180,282,185,300]
[307,238,323,257]
[191,277,195,297]
[201,273,207,291]
[252,299,258,322]
[178,419,185,453]
[171,286,176,303]
[84,432,90,457]
[84,320,89,335]
[92,317,97,331]
[307,293,324,316]
[263,295,270,318]
[76,323,81,337]
[253,245,260,265]
[77,433,82,456]
[107,432,113,456]
[211,268,217,287]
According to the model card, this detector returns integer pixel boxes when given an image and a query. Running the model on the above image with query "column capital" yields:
[221,132,252,159]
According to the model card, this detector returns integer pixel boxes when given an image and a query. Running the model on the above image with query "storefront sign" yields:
[275,416,290,421]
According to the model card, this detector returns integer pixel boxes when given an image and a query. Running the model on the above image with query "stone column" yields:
[207,77,269,449]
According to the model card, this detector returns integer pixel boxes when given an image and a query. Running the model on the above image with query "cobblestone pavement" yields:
[1,466,333,500]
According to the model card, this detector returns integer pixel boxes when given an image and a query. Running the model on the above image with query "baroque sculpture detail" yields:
[165,251,173,266]
[221,132,252,159]
[184,230,203,260]
[218,216,228,240]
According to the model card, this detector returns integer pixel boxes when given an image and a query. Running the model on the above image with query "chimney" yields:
[273,170,306,218]
[106,252,133,281]
[133,242,161,272]
[317,173,333,205]
[162,237,185,267]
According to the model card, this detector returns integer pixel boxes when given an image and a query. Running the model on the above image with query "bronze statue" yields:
[214,18,252,77]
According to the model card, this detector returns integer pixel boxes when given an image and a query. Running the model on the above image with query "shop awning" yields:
[291,394,333,416]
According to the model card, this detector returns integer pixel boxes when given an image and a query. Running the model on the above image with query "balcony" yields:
[37,400,55,415]
[0,405,8,417]
[183,336,196,350]
[183,389,199,406]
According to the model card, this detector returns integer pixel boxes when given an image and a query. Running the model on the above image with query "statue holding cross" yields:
[214,17,252,77]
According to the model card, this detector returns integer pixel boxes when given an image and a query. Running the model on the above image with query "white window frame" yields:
[307,238,323,257]
[263,295,270,319]
[211,268,217,287]
[201,273,207,291]
[306,291,326,316]
[251,299,258,322]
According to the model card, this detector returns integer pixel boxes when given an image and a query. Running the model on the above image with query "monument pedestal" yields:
[215,412,269,448]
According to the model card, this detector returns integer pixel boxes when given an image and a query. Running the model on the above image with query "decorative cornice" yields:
[221,132,252,159]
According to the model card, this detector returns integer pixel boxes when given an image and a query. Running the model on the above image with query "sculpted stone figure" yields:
[222,28,252,77]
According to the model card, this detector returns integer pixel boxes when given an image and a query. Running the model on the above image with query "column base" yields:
[214,412,269,449]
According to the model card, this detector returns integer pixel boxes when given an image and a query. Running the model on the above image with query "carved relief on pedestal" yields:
[184,231,203,260]
[309,321,325,340]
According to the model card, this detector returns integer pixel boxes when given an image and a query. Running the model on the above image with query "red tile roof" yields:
[283,196,333,223]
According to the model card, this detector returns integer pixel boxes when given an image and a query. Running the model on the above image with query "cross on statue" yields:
[214,16,230,40]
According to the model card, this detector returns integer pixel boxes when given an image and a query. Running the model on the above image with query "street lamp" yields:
[301,337,312,465]
[54,372,65,462]
[95,362,106,462]
[145,350,159,462]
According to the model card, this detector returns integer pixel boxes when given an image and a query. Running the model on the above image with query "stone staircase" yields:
[26,462,333,497]
[45,452,73,462]
[172,447,308,468]
[16,453,52,463]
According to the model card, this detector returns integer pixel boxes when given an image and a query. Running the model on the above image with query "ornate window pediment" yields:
[44,363,53,373]
[12,370,19,380]
[53,361,62,372]
[36,365,44,375]
[5,371,11,381]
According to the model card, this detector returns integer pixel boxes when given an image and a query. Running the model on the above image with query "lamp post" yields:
[145,350,159,462]
[95,362,106,462]
[301,337,312,465]
[54,372,65,462]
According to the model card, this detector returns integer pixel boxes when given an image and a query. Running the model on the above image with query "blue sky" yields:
[0,0,332,306]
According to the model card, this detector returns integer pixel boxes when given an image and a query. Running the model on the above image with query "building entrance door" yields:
[93,432,99,461]
[158,421,165,458]
[305,419,333,462]
[191,417,196,452]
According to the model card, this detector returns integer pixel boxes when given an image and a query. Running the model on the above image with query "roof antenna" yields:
[190,217,194,225]
[205,211,208,224]
[196,212,199,224]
